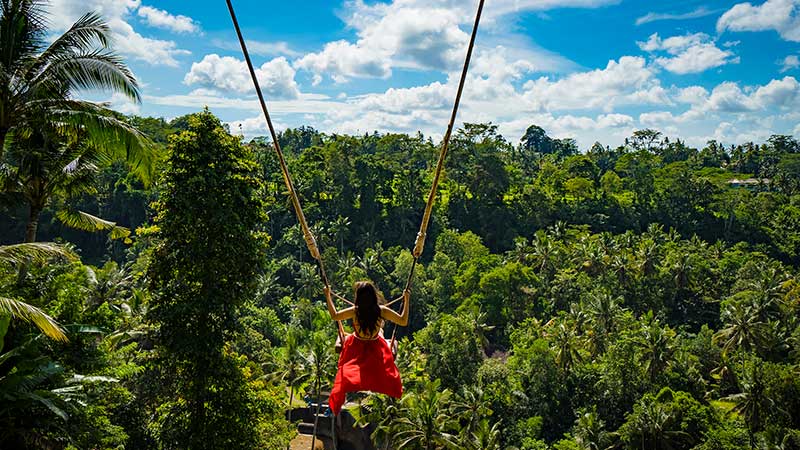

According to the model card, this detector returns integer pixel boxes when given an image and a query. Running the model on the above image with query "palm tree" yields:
[464,309,494,355]
[451,385,491,436]
[636,240,659,278]
[0,1,151,169]
[265,329,308,450]
[330,216,351,254]
[552,320,583,373]
[582,291,625,355]
[355,393,401,450]
[394,380,459,450]
[620,396,691,450]
[3,124,133,242]
[633,314,675,383]
[303,332,336,450]
[713,300,767,356]
[295,262,321,300]
[0,243,71,341]
[722,357,774,447]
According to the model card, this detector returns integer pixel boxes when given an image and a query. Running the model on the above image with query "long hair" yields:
[354,281,383,336]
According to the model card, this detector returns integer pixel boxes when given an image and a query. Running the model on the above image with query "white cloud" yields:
[638,33,738,74]
[780,54,800,72]
[47,0,190,67]
[521,56,666,111]
[295,6,467,83]
[717,0,800,42]
[635,7,716,26]
[137,5,200,34]
[108,92,140,115]
[296,0,612,83]
[294,40,392,83]
[676,86,710,105]
[752,76,800,107]
[184,54,300,100]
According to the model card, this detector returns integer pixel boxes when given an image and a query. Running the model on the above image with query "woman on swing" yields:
[325,281,410,416]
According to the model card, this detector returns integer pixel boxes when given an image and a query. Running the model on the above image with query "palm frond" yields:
[0,0,48,69]
[36,12,111,61]
[0,242,76,264]
[37,50,139,102]
[0,297,67,341]
[55,208,131,241]
[46,101,155,183]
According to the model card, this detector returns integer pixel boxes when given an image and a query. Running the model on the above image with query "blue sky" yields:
[50,0,800,148]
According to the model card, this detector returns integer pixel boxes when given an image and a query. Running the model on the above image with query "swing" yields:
[225,0,485,354]
[225,0,485,442]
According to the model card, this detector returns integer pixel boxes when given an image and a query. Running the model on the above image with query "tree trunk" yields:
[25,204,42,243]
[311,377,322,450]
[287,386,294,450]
[0,127,7,161]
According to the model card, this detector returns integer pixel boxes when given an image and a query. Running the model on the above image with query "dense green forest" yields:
[2,2,800,449]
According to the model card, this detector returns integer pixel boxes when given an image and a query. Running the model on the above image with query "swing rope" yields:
[225,0,347,346]
[225,0,484,435]
[386,0,485,348]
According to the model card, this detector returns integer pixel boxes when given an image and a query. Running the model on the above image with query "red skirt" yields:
[328,333,403,416]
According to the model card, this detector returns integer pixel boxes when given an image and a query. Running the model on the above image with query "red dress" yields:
[328,333,403,415]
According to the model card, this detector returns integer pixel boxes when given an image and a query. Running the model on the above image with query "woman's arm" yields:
[325,286,355,321]
[380,289,410,326]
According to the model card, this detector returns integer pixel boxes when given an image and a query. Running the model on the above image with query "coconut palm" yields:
[303,332,336,450]
[583,291,625,355]
[394,380,460,450]
[2,123,137,243]
[722,358,774,447]
[713,299,768,356]
[0,243,72,341]
[451,385,491,436]
[330,215,351,253]
[0,0,151,169]
[619,396,691,450]
[265,329,308,450]
[1,2,155,242]
[355,393,401,450]
[633,315,675,383]
[549,319,583,373]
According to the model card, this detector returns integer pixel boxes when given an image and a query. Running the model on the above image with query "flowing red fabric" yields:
[328,333,403,415]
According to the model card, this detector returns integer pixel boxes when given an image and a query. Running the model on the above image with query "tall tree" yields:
[0,0,149,166]
[147,111,274,449]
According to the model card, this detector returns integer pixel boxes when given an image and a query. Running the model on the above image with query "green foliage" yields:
[145,111,288,449]
[415,312,484,390]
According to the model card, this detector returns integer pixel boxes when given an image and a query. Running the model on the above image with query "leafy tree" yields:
[394,380,460,450]
[0,243,73,342]
[0,0,150,171]
[146,111,285,449]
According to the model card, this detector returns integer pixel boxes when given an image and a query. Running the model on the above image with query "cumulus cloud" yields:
[296,0,614,83]
[638,33,739,74]
[717,0,800,42]
[137,5,200,34]
[522,56,666,111]
[295,6,467,83]
[184,54,300,100]
[47,0,191,67]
